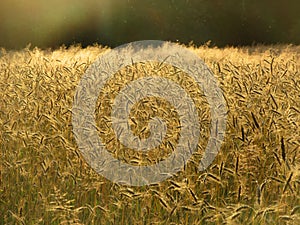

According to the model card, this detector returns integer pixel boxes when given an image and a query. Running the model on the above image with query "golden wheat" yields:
[0,44,299,224]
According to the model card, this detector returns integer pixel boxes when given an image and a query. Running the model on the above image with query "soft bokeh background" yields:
[0,0,299,49]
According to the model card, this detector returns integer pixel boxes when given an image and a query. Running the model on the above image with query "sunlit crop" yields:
[1,44,299,224]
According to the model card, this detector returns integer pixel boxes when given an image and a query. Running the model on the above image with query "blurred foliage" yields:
[0,0,299,49]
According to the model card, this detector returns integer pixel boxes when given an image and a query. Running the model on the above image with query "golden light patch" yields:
[95,61,211,166]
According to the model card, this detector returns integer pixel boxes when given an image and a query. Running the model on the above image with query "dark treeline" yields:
[1,0,299,49]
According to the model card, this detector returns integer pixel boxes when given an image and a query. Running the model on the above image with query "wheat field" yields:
[0,44,300,224]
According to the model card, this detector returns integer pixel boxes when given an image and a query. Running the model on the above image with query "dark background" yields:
[0,0,299,50]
